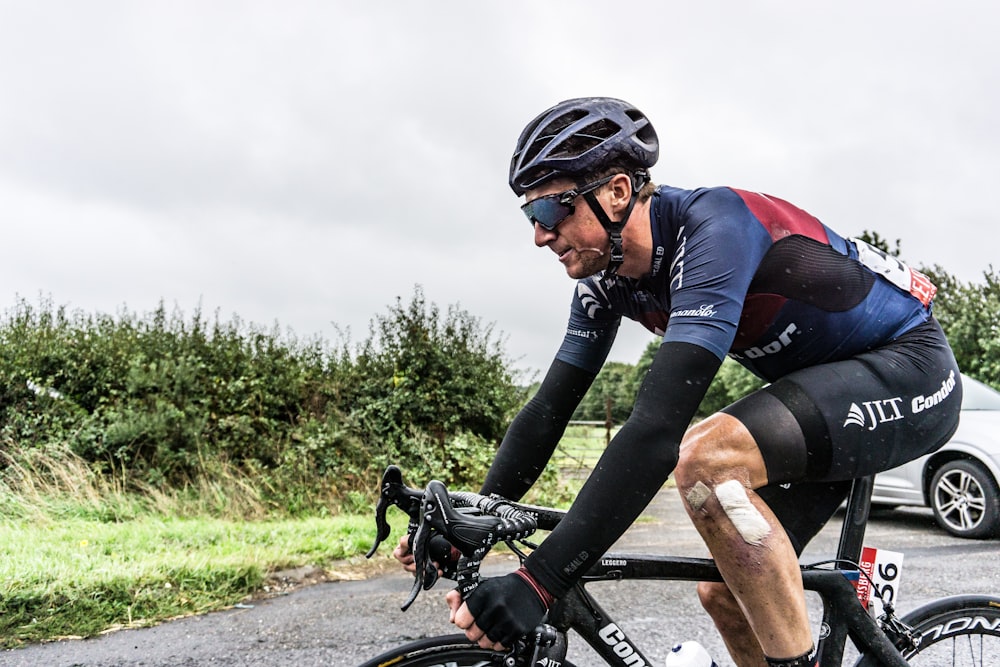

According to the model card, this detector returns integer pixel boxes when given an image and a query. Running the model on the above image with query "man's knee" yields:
[676,414,728,487]
[676,416,775,546]
[675,413,768,496]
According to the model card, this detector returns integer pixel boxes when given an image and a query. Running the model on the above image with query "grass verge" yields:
[0,426,608,649]
[0,512,397,649]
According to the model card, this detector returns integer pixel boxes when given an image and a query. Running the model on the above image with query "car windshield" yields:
[961,375,1000,410]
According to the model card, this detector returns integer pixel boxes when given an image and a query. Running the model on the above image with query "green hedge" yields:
[0,287,524,513]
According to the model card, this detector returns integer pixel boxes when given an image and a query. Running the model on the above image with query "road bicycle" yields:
[361,465,1000,666]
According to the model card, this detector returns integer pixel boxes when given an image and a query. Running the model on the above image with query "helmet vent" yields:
[521,109,589,164]
[520,137,548,166]
[520,166,557,188]
[547,109,589,135]
[550,119,622,158]
[628,112,656,146]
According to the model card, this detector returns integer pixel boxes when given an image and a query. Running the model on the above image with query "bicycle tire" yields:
[357,633,580,667]
[855,594,1000,666]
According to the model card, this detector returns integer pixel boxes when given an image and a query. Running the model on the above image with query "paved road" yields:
[4,490,998,667]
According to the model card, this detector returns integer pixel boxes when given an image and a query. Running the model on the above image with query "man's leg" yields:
[697,581,767,667]
[674,413,814,665]
[691,478,854,666]
[682,322,962,666]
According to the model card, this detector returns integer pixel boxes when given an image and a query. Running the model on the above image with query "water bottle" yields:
[664,640,718,667]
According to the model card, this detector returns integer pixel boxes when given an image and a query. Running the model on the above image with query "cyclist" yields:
[395,97,962,667]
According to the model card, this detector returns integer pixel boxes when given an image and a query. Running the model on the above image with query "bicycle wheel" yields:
[358,634,495,667]
[855,595,1000,666]
[358,633,580,667]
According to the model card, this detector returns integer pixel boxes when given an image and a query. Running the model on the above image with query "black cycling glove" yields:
[464,567,552,647]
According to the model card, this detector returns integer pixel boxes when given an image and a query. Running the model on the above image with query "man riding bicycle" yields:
[395,97,962,667]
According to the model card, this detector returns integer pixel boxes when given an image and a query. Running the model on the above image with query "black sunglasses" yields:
[520,175,615,230]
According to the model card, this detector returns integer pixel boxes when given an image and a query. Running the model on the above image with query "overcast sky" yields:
[2,1,997,377]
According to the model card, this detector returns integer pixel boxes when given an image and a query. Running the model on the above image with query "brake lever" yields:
[400,517,430,609]
[401,484,449,610]
[422,480,494,601]
[365,494,393,559]
[365,465,421,559]
[370,470,530,611]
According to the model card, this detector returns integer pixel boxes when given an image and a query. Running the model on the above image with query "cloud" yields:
[0,1,997,375]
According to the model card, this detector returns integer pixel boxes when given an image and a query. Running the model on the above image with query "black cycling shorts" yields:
[722,318,961,553]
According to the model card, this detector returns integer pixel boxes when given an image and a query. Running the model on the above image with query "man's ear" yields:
[609,173,633,212]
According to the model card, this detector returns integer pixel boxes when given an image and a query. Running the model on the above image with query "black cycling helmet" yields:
[509,97,659,196]
[510,97,659,278]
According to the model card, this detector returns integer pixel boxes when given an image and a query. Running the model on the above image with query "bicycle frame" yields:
[367,467,932,667]
[555,554,905,667]
[534,476,910,667]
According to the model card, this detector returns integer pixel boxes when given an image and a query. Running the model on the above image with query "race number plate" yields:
[852,238,937,307]
[854,545,904,617]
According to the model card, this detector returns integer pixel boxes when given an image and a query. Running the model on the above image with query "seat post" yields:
[837,475,874,563]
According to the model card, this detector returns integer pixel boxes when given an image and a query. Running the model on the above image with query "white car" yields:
[872,374,1000,538]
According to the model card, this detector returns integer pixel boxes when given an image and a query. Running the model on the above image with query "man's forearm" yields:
[524,342,721,596]
[480,359,596,500]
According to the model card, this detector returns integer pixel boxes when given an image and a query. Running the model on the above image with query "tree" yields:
[340,286,526,485]
[858,228,1000,389]
[920,265,1000,388]
[697,357,766,418]
[571,361,636,424]
[856,230,902,257]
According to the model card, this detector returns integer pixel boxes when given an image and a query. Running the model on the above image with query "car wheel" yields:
[929,459,1000,539]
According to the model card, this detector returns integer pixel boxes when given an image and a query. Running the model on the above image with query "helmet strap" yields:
[582,171,646,277]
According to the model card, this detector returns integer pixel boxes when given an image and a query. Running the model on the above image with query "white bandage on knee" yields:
[714,480,771,545]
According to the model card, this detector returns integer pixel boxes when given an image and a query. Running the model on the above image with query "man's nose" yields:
[533,222,557,247]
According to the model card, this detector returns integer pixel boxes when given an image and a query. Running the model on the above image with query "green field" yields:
[552,422,618,473]
[0,512,395,648]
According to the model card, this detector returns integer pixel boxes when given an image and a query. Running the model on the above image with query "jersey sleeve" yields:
[553,278,622,374]
[663,188,773,360]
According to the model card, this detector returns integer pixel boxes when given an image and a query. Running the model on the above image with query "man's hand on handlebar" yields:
[368,466,543,623]
[392,535,417,573]
[392,534,461,579]
[447,567,552,651]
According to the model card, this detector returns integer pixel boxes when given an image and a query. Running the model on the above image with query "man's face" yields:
[524,178,611,280]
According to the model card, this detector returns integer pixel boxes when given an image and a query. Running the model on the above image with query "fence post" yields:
[604,397,613,445]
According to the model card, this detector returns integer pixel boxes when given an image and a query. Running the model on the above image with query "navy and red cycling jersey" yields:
[556,185,937,381]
